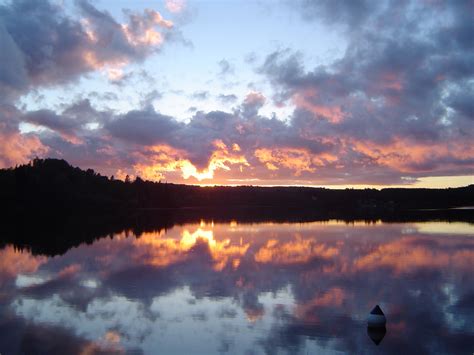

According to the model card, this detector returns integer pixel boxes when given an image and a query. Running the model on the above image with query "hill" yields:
[1,158,473,255]
[1,158,473,216]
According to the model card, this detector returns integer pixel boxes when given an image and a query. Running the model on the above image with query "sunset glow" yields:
[0,0,472,187]
[2,220,473,353]
[131,224,249,271]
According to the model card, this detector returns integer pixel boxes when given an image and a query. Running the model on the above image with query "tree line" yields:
[1,158,473,215]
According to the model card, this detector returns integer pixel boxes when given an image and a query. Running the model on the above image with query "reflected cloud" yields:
[0,246,46,286]
[133,226,249,271]
[367,326,386,345]
[80,330,125,355]
[1,221,473,353]
[255,237,339,264]
[355,236,474,274]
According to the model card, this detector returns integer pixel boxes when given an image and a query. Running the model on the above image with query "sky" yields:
[0,0,473,188]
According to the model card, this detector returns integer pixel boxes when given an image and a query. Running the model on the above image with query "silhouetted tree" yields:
[0,158,473,218]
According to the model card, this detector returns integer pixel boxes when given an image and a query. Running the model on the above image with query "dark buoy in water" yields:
[367,305,386,327]
[367,305,387,346]
[367,326,386,345]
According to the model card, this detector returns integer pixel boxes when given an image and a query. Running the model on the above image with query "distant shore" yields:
[1,158,473,255]
[2,158,473,213]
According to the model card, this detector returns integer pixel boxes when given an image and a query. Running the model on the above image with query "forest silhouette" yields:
[1,158,473,255]
[2,158,473,212]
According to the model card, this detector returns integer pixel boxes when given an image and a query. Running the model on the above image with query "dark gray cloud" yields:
[191,90,209,100]
[0,22,29,101]
[244,52,257,64]
[24,99,108,137]
[106,108,182,146]
[1,0,473,184]
[293,0,375,28]
[3,90,459,185]
[88,91,119,101]
[217,94,238,104]
[446,83,474,121]
[0,0,174,102]
[140,89,163,108]
[110,69,157,87]
[218,59,235,76]
[241,91,266,118]
[0,316,104,355]
[252,0,474,181]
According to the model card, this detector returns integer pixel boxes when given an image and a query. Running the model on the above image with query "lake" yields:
[0,220,473,354]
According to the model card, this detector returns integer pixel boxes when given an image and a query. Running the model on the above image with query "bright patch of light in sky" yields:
[1,0,473,187]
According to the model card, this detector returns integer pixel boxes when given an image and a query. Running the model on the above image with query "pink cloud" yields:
[165,0,186,14]
[292,89,345,123]
[0,130,48,169]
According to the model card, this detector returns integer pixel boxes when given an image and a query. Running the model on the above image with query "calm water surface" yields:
[1,220,473,354]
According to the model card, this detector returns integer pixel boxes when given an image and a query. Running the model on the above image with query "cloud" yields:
[0,104,49,168]
[88,91,119,101]
[255,0,474,183]
[105,108,181,146]
[165,0,186,14]
[292,0,375,29]
[0,0,175,101]
[140,89,163,108]
[3,78,472,185]
[241,91,266,118]
[1,0,473,186]
[254,147,328,176]
[133,140,248,182]
[446,82,474,120]
[218,59,235,76]
[0,129,48,169]
[191,90,209,100]
[0,22,28,102]
[217,94,238,104]
[0,245,47,287]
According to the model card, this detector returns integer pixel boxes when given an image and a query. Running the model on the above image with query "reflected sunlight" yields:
[1,220,474,354]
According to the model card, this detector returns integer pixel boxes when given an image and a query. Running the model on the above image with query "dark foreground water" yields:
[0,220,473,354]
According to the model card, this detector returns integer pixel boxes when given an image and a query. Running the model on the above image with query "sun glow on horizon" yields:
[2,0,473,188]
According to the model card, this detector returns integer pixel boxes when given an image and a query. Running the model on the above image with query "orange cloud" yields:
[132,226,249,271]
[355,237,474,273]
[244,91,266,106]
[81,8,173,79]
[0,129,48,168]
[80,330,124,355]
[293,89,345,123]
[115,169,135,182]
[254,147,316,175]
[121,26,163,47]
[0,246,47,286]
[244,307,265,323]
[352,137,474,172]
[254,237,339,264]
[295,288,346,321]
[57,264,82,278]
[121,9,172,47]
[133,141,249,182]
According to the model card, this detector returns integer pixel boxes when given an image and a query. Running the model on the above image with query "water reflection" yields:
[0,221,473,354]
[367,326,386,345]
